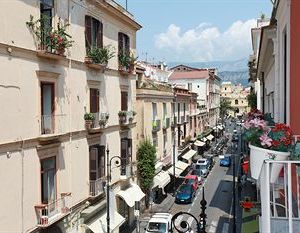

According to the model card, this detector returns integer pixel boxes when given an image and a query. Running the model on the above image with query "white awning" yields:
[153,171,170,189]
[86,212,125,233]
[213,126,217,130]
[168,160,189,176]
[176,160,189,171]
[194,140,205,147]
[168,166,184,177]
[201,137,207,142]
[182,149,197,161]
[217,125,223,130]
[206,134,214,141]
[116,183,145,207]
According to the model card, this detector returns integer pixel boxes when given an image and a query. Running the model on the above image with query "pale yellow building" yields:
[0,0,142,232]
[135,66,174,200]
[221,82,250,117]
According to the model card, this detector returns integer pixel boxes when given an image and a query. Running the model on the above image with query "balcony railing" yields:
[91,112,109,129]
[163,117,170,129]
[180,115,185,124]
[90,178,105,197]
[152,119,161,132]
[40,114,66,135]
[35,193,71,227]
[259,160,300,233]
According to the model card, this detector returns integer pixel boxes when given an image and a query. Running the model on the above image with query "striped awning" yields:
[206,134,214,141]
[182,149,197,161]
[194,140,205,147]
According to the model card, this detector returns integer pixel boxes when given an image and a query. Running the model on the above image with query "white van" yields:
[145,213,172,233]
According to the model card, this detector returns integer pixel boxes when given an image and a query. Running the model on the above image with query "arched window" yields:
[235,99,238,105]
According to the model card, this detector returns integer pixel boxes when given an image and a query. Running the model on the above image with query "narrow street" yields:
[138,121,242,233]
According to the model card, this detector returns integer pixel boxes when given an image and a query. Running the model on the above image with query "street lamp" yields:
[106,146,122,233]
[171,187,207,233]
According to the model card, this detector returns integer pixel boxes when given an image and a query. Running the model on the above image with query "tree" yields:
[220,98,235,121]
[137,139,156,207]
[247,92,257,110]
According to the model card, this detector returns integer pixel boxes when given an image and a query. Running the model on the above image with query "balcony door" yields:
[89,145,105,181]
[41,82,54,134]
[120,138,132,175]
[41,157,56,204]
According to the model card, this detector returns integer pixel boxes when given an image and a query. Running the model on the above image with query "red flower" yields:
[284,139,291,146]
[272,140,280,147]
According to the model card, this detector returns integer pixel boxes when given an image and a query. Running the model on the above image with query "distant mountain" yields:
[168,58,249,86]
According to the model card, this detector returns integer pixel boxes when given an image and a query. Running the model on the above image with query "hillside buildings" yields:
[0,0,142,232]
[248,0,300,232]
[221,82,250,117]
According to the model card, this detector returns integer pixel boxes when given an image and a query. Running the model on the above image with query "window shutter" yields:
[125,34,130,55]
[118,32,123,54]
[90,88,99,113]
[121,91,128,111]
[99,146,105,178]
[97,21,103,48]
[85,16,92,51]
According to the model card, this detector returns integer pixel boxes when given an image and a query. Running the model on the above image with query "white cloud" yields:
[154,19,256,62]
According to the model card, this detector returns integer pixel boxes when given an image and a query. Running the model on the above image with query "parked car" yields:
[219,154,231,167]
[195,159,209,177]
[175,184,195,204]
[190,169,203,184]
[145,213,172,233]
[184,175,199,191]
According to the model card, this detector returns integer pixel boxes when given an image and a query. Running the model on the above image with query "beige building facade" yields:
[221,82,250,117]
[0,0,142,233]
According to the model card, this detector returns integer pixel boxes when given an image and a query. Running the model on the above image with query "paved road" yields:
[137,119,243,233]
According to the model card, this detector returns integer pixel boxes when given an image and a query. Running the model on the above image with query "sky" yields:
[115,0,273,63]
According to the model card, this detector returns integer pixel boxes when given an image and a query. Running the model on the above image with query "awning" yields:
[206,134,214,141]
[168,160,189,176]
[194,140,205,147]
[116,183,145,207]
[153,171,171,189]
[182,149,197,161]
[217,125,223,130]
[213,126,217,130]
[201,137,207,142]
[86,212,125,233]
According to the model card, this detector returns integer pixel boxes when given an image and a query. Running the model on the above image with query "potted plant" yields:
[118,52,130,73]
[86,45,115,67]
[128,110,136,123]
[99,113,109,128]
[84,113,95,129]
[243,109,292,181]
[26,15,73,55]
[118,111,127,124]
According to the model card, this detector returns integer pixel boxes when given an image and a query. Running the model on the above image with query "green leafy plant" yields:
[26,15,73,54]
[87,45,115,64]
[118,111,128,117]
[118,52,130,70]
[137,139,156,207]
[247,92,257,110]
[84,113,95,121]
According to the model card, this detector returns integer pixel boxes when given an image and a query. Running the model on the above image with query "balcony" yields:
[171,116,177,127]
[163,117,170,129]
[85,112,109,134]
[185,115,189,123]
[120,164,131,180]
[90,178,105,197]
[180,115,186,124]
[258,160,300,233]
[152,119,161,132]
[38,114,66,143]
[35,193,71,228]
[119,111,136,128]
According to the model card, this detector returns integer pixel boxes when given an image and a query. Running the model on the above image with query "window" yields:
[188,83,192,91]
[177,103,180,118]
[163,133,167,155]
[41,157,56,204]
[235,99,238,105]
[89,145,105,180]
[90,88,99,113]
[41,82,54,134]
[225,87,227,91]
[121,91,128,111]
[85,16,103,51]
[118,32,130,55]
[152,103,157,120]
[120,138,132,175]
[40,0,54,47]
[163,103,167,118]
